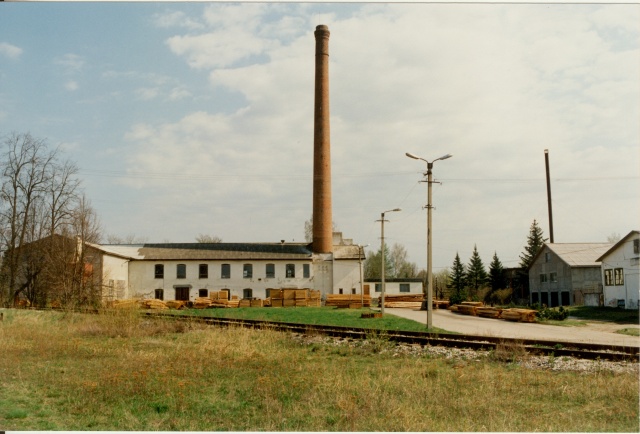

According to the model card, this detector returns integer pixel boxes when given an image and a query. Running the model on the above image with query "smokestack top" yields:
[315,24,329,33]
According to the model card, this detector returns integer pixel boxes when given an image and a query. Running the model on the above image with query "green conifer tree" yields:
[488,251,507,291]
[447,252,467,304]
[466,244,488,298]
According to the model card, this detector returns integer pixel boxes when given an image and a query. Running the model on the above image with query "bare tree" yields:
[105,233,148,244]
[0,132,85,307]
[195,233,222,243]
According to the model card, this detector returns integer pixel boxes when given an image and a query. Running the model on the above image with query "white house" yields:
[596,230,640,310]
[89,232,363,303]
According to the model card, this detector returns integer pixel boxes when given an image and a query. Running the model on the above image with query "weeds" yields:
[491,339,528,363]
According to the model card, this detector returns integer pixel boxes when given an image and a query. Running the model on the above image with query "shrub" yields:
[536,305,569,321]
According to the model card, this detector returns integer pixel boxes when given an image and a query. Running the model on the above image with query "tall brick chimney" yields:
[312,24,333,254]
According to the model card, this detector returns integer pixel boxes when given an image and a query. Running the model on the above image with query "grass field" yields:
[567,306,639,323]
[0,308,638,431]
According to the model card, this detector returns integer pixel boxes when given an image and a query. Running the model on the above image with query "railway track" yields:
[144,312,639,362]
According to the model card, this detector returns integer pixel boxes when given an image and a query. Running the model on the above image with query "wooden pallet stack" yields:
[165,300,187,309]
[193,297,212,309]
[269,288,321,308]
[325,294,372,308]
[451,301,483,316]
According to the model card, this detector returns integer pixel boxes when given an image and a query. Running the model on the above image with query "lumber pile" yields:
[380,294,423,309]
[325,294,371,308]
[165,300,187,309]
[433,299,450,309]
[501,308,537,323]
[141,299,169,310]
[112,299,141,309]
[193,297,213,309]
[476,306,502,319]
[270,289,321,308]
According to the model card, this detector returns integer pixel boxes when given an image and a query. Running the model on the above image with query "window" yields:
[177,264,186,279]
[634,239,639,254]
[303,264,310,278]
[221,264,230,279]
[400,283,410,293]
[545,252,551,262]
[154,289,164,300]
[614,268,624,286]
[604,269,614,286]
[199,264,208,279]
[198,288,208,298]
[243,264,253,278]
[375,283,382,293]
[154,264,164,279]
[351,288,356,295]
[539,274,548,283]
[339,288,343,295]
[243,288,253,299]
[265,263,275,278]
[549,272,557,283]
[286,264,295,278]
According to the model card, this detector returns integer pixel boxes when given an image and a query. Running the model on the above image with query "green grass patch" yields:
[567,306,639,324]
[172,306,450,333]
[616,327,640,337]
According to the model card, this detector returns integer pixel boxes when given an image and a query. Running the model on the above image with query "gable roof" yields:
[596,230,640,262]
[533,243,613,268]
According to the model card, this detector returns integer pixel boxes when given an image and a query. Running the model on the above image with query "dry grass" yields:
[0,308,638,431]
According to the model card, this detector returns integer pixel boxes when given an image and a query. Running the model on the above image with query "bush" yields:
[536,305,569,321]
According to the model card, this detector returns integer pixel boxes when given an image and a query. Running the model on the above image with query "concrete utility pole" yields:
[377,208,401,314]
[406,152,452,329]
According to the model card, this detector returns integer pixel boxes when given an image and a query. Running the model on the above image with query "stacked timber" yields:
[452,302,483,316]
[501,308,537,323]
[112,299,141,309]
[141,299,168,310]
[165,300,187,309]
[381,294,423,309]
[433,300,450,309]
[325,294,372,308]
[270,288,321,308]
[193,297,213,309]
[477,306,502,319]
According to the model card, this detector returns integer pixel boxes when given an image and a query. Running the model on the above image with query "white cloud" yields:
[65,80,79,91]
[152,10,204,30]
[55,53,85,73]
[0,42,22,59]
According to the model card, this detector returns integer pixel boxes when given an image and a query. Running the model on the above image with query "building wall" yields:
[128,259,315,301]
[601,234,640,309]
[101,254,130,301]
[366,280,424,298]
[333,259,362,295]
[570,267,603,306]
[529,247,574,307]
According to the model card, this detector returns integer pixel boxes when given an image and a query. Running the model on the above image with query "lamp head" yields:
[405,152,420,160]
[437,154,453,161]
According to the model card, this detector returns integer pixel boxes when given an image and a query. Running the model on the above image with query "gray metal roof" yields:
[97,242,314,261]
[545,243,613,267]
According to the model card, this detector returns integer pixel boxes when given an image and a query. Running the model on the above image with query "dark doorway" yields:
[175,287,190,301]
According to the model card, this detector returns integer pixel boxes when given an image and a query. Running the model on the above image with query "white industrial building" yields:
[89,232,364,303]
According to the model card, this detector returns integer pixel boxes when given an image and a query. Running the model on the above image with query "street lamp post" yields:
[405,152,452,329]
[378,208,401,315]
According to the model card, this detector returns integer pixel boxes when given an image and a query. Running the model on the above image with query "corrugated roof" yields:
[545,243,613,267]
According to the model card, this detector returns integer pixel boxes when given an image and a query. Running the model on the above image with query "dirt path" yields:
[386,307,640,347]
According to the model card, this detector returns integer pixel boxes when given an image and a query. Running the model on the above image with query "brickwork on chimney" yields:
[312,24,333,254]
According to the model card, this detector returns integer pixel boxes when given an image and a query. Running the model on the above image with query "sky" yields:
[0,2,638,273]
